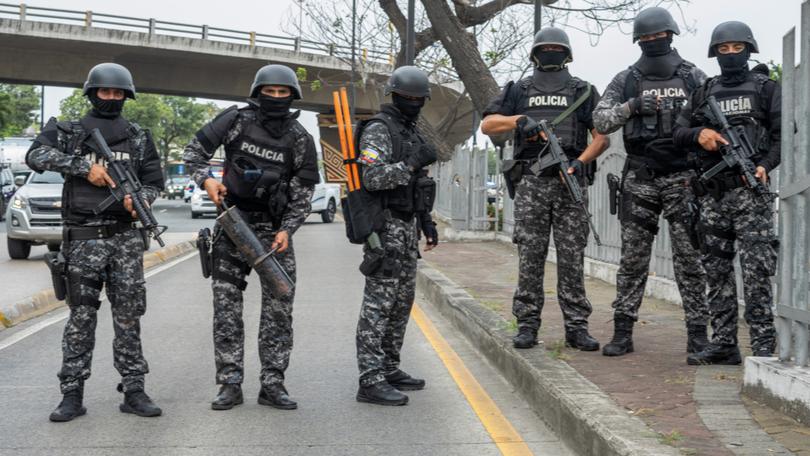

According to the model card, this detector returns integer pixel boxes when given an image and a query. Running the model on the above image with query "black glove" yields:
[406,144,437,171]
[629,94,657,116]
[568,159,585,176]
[421,219,438,246]
[516,115,542,139]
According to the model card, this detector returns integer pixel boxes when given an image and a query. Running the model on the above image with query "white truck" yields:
[310,170,341,223]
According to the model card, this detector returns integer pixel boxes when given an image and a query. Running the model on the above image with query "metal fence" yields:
[0,2,394,65]
[432,146,490,232]
[775,4,810,368]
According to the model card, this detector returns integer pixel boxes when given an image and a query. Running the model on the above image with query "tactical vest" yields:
[57,116,141,224]
[695,74,770,170]
[223,109,295,213]
[515,76,585,160]
[623,62,696,171]
[358,106,432,215]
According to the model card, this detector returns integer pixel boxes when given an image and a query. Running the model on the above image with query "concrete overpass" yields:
[0,3,475,177]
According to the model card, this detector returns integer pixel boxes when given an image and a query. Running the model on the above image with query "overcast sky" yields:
[29,0,805,145]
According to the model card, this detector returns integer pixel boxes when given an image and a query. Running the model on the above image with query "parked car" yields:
[0,166,16,221]
[183,180,195,202]
[190,182,218,218]
[164,175,188,200]
[311,171,341,223]
[5,170,64,259]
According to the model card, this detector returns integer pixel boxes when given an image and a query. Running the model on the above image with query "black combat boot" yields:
[686,324,710,354]
[49,387,86,422]
[513,326,538,349]
[751,339,776,357]
[686,344,742,365]
[385,369,425,391]
[602,316,634,356]
[565,328,600,351]
[211,384,243,410]
[119,385,162,417]
[258,384,298,410]
[356,381,408,406]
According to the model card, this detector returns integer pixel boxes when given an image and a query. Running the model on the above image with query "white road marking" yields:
[0,251,198,352]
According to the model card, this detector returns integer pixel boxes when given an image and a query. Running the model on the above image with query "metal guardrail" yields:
[0,2,395,65]
[775,1,810,368]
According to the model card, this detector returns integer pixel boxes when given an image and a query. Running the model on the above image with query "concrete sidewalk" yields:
[419,239,809,456]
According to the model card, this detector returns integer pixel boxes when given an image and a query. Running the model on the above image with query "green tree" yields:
[58,90,217,176]
[0,84,40,137]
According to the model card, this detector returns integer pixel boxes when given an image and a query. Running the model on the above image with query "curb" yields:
[438,223,685,306]
[416,265,680,456]
[0,240,196,331]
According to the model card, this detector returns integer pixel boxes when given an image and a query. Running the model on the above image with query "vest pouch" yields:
[267,181,289,220]
[502,160,524,199]
[68,178,128,218]
[224,157,262,200]
[413,176,436,213]
[384,181,415,213]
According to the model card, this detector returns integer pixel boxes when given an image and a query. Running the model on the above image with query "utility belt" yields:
[388,209,415,223]
[64,221,136,242]
[625,156,684,181]
[690,173,745,200]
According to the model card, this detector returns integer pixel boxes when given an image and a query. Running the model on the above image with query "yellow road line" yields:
[411,303,534,456]
[0,311,11,328]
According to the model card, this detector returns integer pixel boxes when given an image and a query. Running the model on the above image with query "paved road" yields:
[0,217,571,456]
[0,198,333,309]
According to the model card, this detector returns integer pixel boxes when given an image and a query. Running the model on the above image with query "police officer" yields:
[481,27,609,350]
[593,7,710,357]
[355,66,438,406]
[183,64,319,410]
[673,22,781,364]
[27,63,164,421]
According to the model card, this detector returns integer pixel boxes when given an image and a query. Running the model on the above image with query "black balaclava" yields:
[88,90,125,119]
[717,47,751,85]
[534,50,569,72]
[639,35,673,57]
[392,93,425,121]
[257,93,294,137]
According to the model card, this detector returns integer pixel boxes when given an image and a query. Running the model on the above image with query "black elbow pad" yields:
[296,168,320,185]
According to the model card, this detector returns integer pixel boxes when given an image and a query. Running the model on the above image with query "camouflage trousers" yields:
[511,175,592,332]
[612,169,708,326]
[356,217,419,388]
[699,187,777,351]
[211,223,296,388]
[59,228,148,394]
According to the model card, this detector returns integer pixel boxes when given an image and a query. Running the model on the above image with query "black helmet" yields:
[250,64,302,99]
[384,66,430,99]
[530,27,573,65]
[708,21,759,57]
[83,63,136,99]
[632,7,680,42]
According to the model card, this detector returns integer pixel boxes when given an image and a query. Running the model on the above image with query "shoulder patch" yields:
[358,147,380,165]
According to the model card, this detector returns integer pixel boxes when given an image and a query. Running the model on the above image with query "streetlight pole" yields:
[534,0,542,34]
[350,0,357,119]
[405,0,415,65]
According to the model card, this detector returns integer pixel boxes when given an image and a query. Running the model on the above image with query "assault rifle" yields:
[530,120,602,246]
[700,96,770,198]
[87,128,166,247]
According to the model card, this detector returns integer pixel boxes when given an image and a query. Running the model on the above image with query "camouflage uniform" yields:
[355,121,423,388]
[673,68,782,352]
[483,70,601,333]
[511,175,592,331]
[184,107,316,388]
[27,116,163,394]
[593,62,709,327]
